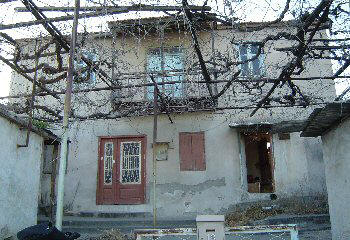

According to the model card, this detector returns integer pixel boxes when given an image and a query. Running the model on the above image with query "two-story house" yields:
[10,16,336,218]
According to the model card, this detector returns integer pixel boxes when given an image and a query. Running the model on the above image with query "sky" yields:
[0,0,348,101]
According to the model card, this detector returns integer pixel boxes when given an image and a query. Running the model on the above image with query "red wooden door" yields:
[97,136,146,205]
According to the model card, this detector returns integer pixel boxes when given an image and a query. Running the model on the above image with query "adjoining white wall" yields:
[273,133,326,196]
[322,118,350,240]
[0,116,44,239]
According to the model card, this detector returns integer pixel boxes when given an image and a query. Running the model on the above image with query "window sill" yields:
[240,75,267,80]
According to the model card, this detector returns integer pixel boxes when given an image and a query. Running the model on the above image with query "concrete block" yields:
[196,215,225,240]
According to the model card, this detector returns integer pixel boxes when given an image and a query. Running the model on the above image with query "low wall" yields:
[322,118,350,239]
[0,116,44,239]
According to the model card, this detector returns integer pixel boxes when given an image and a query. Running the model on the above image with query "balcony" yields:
[111,73,218,117]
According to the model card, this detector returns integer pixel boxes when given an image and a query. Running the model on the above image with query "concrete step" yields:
[38,215,196,234]
[251,214,331,233]
[38,213,331,235]
[64,211,152,218]
[252,214,330,225]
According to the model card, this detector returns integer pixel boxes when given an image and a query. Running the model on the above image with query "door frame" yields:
[96,135,147,205]
[241,132,275,193]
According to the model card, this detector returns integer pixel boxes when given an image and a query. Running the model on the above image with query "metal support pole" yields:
[55,0,80,230]
[152,85,158,227]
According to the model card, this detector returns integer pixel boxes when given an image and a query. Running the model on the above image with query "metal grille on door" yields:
[104,142,114,185]
[120,141,141,184]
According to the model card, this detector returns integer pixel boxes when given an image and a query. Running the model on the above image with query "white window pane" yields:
[238,45,264,77]
[74,51,97,84]
[252,59,260,75]
[239,45,248,58]
[250,45,259,54]
[147,55,161,72]
[164,52,183,71]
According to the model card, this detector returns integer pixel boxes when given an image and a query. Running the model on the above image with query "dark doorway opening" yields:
[243,133,274,193]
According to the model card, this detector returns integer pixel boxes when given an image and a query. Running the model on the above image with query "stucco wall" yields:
[40,112,327,219]
[0,116,44,239]
[9,24,333,219]
[9,26,336,120]
[273,133,326,196]
[322,118,350,240]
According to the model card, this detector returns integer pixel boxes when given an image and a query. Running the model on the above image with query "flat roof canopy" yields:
[229,120,306,134]
[301,102,350,137]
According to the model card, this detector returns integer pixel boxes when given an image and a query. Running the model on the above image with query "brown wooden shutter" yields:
[192,132,206,171]
[179,132,205,171]
[179,133,193,171]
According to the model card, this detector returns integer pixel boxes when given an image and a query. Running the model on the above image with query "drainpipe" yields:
[50,143,59,223]
[55,0,80,230]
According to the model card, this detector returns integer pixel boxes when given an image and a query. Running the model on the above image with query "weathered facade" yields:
[302,102,350,240]
[46,114,327,218]
[0,104,57,239]
[10,19,335,219]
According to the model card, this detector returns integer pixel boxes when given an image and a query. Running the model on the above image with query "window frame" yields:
[237,44,265,78]
[242,132,275,193]
[97,135,147,205]
[146,46,185,100]
[73,50,98,88]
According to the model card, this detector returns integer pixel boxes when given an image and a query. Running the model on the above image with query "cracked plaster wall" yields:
[39,112,327,218]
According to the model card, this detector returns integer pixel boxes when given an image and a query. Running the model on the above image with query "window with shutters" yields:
[179,132,206,171]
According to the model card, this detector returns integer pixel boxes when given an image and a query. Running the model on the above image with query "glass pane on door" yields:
[120,141,141,184]
[103,142,114,185]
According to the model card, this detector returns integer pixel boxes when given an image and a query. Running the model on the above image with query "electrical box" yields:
[153,142,169,161]
[196,215,225,240]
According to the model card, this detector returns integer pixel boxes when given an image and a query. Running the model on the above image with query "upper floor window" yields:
[74,50,97,86]
[146,47,184,99]
[238,44,265,78]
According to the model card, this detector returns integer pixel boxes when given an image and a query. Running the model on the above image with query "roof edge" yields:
[0,103,59,142]
[229,120,306,133]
